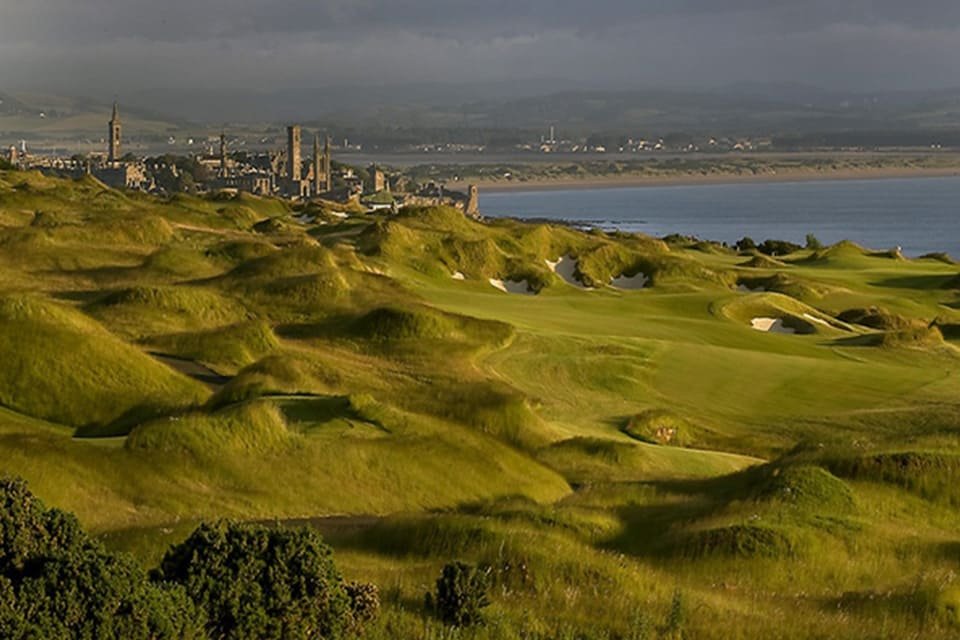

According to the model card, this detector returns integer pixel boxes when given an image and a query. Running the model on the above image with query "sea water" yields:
[480,176,960,257]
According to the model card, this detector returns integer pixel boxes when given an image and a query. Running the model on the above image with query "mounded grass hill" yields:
[0,294,207,433]
[4,170,960,637]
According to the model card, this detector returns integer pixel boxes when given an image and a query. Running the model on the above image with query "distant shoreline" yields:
[475,166,960,193]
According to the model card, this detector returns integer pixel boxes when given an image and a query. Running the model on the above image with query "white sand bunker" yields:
[802,313,830,327]
[611,272,649,290]
[546,256,592,289]
[489,278,535,295]
[751,317,796,334]
[451,271,466,280]
[737,284,766,293]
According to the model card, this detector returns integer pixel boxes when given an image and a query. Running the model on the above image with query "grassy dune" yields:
[2,169,960,637]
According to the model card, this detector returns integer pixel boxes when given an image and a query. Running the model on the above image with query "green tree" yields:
[0,477,205,640]
[155,521,353,640]
[805,233,823,250]
[758,239,802,257]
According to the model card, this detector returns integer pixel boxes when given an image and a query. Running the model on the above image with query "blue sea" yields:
[480,176,960,257]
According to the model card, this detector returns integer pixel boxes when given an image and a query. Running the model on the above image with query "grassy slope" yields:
[2,170,960,637]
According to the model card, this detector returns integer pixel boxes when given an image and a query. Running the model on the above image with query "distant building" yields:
[108,102,121,165]
[342,173,364,196]
[312,134,323,196]
[286,125,302,181]
[465,185,480,217]
[96,163,151,190]
[322,135,332,193]
[218,132,228,178]
[367,164,386,193]
[281,124,309,199]
[236,173,273,195]
[89,101,150,190]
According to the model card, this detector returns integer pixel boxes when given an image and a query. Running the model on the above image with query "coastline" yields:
[474,165,960,193]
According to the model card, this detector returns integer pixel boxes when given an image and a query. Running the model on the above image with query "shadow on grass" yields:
[828,334,883,348]
[815,588,930,622]
[869,274,956,290]
[598,471,760,558]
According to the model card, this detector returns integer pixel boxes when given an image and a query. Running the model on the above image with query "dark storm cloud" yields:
[1,1,959,91]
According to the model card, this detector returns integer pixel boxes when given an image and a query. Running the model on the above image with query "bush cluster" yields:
[735,236,803,256]
[0,477,380,640]
[434,561,491,627]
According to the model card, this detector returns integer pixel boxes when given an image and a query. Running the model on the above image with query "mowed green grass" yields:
[409,256,960,454]
[2,170,960,637]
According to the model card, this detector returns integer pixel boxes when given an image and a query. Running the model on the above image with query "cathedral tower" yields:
[312,133,322,195]
[108,102,121,165]
[323,135,332,192]
[287,125,302,181]
[219,131,227,177]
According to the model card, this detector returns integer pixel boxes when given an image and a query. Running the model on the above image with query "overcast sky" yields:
[1,1,959,93]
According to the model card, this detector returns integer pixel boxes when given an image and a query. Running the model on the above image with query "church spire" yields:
[219,130,227,177]
[323,134,332,192]
[108,101,122,165]
[312,133,321,196]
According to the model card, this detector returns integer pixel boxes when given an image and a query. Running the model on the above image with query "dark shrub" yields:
[346,581,380,634]
[758,239,802,256]
[155,521,352,640]
[0,477,204,639]
[805,234,823,250]
[435,561,490,627]
[735,237,757,252]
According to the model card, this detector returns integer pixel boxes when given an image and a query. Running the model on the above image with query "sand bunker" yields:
[751,317,796,334]
[451,271,466,280]
[489,278,535,295]
[546,256,592,289]
[802,313,831,327]
[611,272,649,290]
[737,285,766,293]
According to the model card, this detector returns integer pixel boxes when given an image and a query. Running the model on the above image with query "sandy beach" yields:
[474,165,960,193]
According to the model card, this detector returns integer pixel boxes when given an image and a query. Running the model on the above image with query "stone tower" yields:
[108,102,121,165]
[368,164,386,193]
[219,131,227,177]
[465,184,480,217]
[312,133,322,195]
[322,135,333,192]
[287,125,302,181]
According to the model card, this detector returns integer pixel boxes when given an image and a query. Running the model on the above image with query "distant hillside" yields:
[5,82,960,148]
[0,91,188,138]
[123,82,960,140]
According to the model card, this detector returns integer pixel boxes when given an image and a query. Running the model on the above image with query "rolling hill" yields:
[2,168,960,637]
